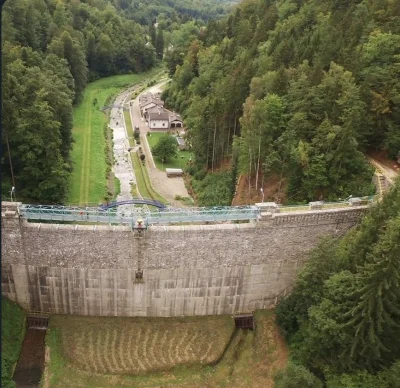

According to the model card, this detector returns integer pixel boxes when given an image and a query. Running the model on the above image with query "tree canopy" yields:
[1,0,157,203]
[275,177,400,383]
[151,134,178,163]
[164,0,400,203]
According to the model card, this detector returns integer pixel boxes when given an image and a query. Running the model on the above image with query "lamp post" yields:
[260,187,264,203]
[10,186,15,202]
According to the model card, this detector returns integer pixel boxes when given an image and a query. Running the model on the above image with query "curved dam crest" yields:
[1,201,367,317]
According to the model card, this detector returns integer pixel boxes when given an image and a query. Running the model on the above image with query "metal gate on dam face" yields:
[1,201,369,317]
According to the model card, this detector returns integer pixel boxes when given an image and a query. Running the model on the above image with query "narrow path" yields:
[368,156,399,184]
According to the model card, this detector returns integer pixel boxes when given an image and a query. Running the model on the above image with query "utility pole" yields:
[5,131,16,198]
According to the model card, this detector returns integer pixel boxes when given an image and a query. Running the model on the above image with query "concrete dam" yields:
[1,201,369,317]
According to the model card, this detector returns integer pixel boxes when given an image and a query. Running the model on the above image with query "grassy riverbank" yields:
[67,68,163,205]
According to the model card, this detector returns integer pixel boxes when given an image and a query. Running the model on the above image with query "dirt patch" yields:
[368,150,400,172]
[232,174,287,206]
[13,329,46,388]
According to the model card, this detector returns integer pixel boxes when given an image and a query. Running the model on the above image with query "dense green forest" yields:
[1,0,155,203]
[110,0,238,25]
[274,177,400,386]
[1,0,236,204]
[164,0,400,205]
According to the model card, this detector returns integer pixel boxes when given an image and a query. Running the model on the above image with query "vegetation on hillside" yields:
[1,297,26,388]
[1,0,156,204]
[275,178,400,385]
[1,0,235,205]
[111,0,238,26]
[164,0,400,204]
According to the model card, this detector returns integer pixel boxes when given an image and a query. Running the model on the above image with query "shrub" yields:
[274,362,323,388]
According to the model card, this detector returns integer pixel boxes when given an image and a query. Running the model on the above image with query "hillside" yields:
[274,176,400,385]
[164,0,400,205]
[1,0,233,205]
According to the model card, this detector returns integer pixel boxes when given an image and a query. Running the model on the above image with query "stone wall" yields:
[1,201,367,316]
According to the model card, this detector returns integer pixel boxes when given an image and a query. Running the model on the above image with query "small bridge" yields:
[99,199,166,210]
[100,104,129,111]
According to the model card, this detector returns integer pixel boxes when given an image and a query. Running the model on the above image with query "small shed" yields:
[169,112,183,128]
[166,168,183,177]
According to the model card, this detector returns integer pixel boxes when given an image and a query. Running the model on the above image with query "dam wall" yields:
[1,201,367,316]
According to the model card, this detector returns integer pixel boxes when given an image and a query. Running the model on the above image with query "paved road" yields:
[129,80,191,207]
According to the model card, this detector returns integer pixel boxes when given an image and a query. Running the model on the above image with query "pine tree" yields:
[155,28,164,60]
[344,216,400,370]
[149,23,156,47]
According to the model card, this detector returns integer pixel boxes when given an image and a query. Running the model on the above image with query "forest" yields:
[110,0,238,25]
[164,0,400,205]
[274,177,400,386]
[1,0,236,204]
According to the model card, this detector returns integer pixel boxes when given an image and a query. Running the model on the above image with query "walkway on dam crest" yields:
[8,196,377,226]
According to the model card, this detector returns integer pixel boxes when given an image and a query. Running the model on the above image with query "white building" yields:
[148,110,169,129]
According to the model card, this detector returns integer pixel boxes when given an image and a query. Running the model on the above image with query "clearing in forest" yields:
[44,310,287,388]
[67,69,161,205]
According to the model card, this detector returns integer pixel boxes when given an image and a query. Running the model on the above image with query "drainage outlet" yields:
[233,314,255,330]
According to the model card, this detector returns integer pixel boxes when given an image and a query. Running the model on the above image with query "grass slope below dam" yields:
[44,310,287,387]
[67,68,162,205]
[1,297,26,387]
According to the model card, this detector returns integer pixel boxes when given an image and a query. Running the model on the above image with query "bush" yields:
[274,362,323,388]
[196,171,234,206]
[193,170,207,181]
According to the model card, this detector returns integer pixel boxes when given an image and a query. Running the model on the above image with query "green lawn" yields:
[124,110,133,134]
[131,152,168,204]
[67,68,163,205]
[147,132,193,171]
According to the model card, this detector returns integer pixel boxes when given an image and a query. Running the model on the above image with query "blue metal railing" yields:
[18,204,259,225]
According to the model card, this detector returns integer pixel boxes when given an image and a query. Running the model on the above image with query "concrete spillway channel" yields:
[13,315,49,388]
[109,84,148,220]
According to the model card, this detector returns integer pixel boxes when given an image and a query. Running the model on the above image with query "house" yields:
[139,92,185,130]
[139,93,164,117]
[148,110,169,129]
[145,105,164,120]
[169,112,183,128]
[176,137,186,151]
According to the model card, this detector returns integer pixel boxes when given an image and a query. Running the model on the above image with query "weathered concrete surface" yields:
[1,201,367,316]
